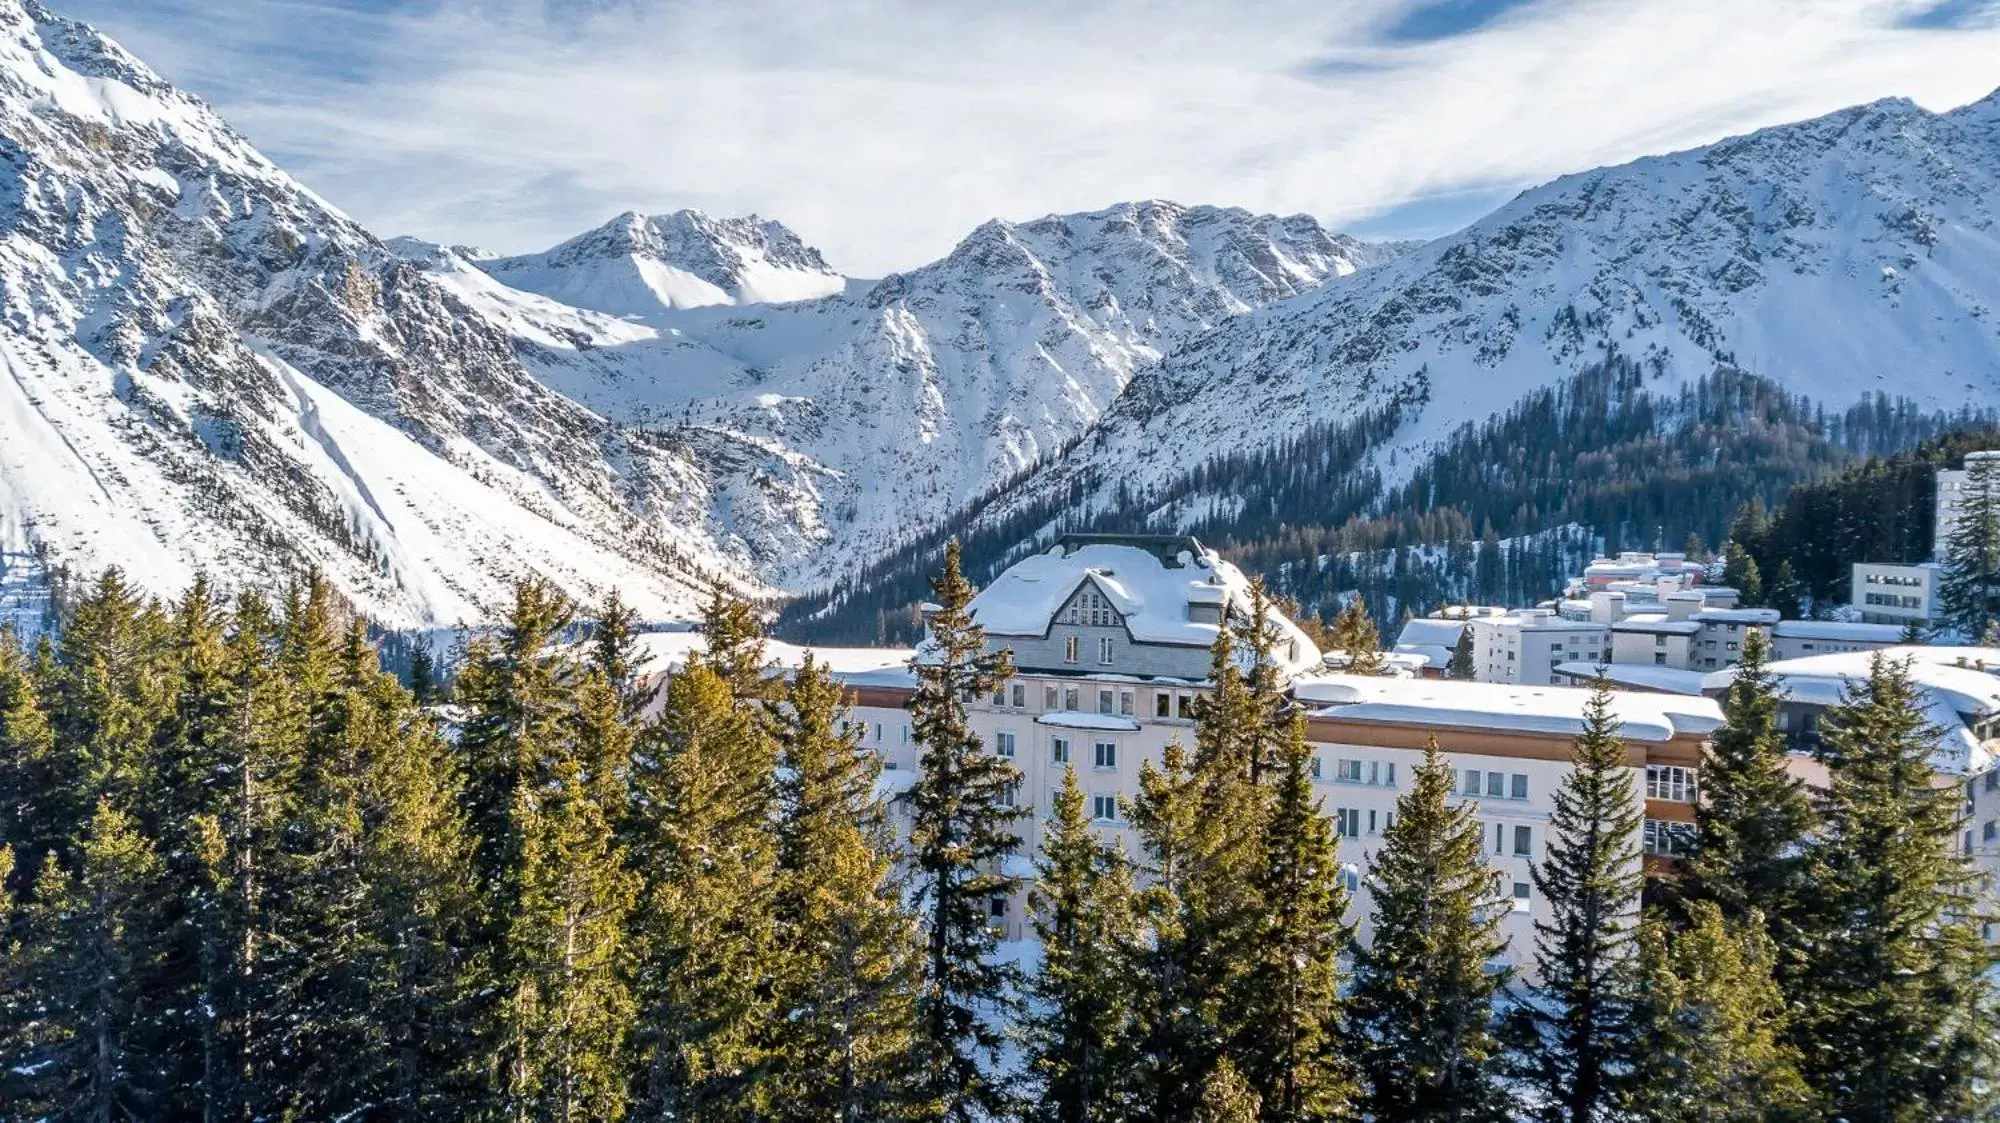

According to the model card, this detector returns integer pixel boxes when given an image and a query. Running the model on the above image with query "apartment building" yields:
[1850,561,1940,625]
[1933,451,2000,560]
[1608,593,1777,672]
[1293,674,1720,972]
[1467,609,1611,685]
[1769,619,1906,659]
[1966,764,2000,947]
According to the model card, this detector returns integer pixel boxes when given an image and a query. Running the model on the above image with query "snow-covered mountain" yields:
[407,200,1395,587]
[976,90,2000,533]
[0,0,835,625]
[479,210,849,315]
[0,0,1387,619]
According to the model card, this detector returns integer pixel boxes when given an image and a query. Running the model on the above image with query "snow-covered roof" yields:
[1036,712,1142,732]
[967,536,1321,675]
[1553,661,1709,695]
[1294,673,1723,743]
[629,631,918,690]
[1393,644,1453,670]
[1612,617,1701,636]
[1693,608,1781,625]
[1772,620,1905,643]
[1396,617,1473,649]
[1700,648,2000,774]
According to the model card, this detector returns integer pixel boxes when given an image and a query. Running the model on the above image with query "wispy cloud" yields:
[57,0,2000,273]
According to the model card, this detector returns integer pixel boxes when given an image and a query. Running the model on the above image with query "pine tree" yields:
[769,655,924,1122]
[0,626,56,874]
[496,756,639,1123]
[1939,451,2000,639]
[409,643,438,707]
[1720,542,1762,606]
[1329,598,1386,675]
[1516,680,1644,1123]
[1791,654,2000,1119]
[1447,626,1476,681]
[1348,738,1513,1122]
[1766,559,1804,620]
[590,589,649,719]
[1022,766,1140,1123]
[1195,1058,1261,1123]
[906,541,1024,1122]
[627,660,782,1117]
[1624,903,1809,1122]
[5,801,169,1119]
[1689,629,1814,964]
[1234,715,1355,1122]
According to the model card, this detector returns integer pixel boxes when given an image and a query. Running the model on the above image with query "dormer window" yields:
[1061,587,1117,627]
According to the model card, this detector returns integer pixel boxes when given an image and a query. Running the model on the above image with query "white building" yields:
[1966,765,2000,946]
[1609,595,1778,673]
[1467,609,1611,685]
[1391,610,1505,676]
[1770,619,1906,660]
[1934,451,2000,560]
[1568,552,1708,597]
[1850,561,1940,625]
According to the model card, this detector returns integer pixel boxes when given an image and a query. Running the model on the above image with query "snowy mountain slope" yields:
[0,0,843,624]
[479,209,849,315]
[449,201,1400,587]
[974,91,2000,533]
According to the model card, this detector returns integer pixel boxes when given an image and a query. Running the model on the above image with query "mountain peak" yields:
[478,208,844,314]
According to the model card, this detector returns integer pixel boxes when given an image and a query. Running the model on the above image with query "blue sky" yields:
[58,0,2000,273]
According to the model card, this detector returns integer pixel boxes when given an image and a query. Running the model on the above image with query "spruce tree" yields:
[1720,542,1762,606]
[1234,715,1354,1122]
[1446,625,1476,681]
[906,541,1024,1122]
[1766,559,1804,621]
[590,589,648,719]
[1127,742,1212,1120]
[496,755,639,1123]
[1690,628,1814,962]
[1348,738,1512,1121]
[1791,654,2000,1118]
[1516,680,1644,1123]
[770,655,923,1122]
[1939,451,2000,639]
[1022,766,1140,1123]
[0,626,56,874]
[627,660,782,1118]
[1625,903,1808,1122]
[1329,598,1386,675]
[1196,1058,1261,1123]
[6,801,169,1119]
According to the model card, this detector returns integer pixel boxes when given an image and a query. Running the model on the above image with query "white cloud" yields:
[58,0,2000,273]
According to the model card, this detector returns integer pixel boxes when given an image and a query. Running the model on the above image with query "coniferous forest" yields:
[1,559,1995,1120]
[781,360,1995,645]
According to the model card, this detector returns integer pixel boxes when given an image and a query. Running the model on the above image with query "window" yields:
[1643,819,1694,857]
[1513,825,1532,857]
[1092,794,1119,823]
[1654,652,1667,665]
[994,731,1015,758]
[1120,690,1134,717]
[1155,692,1172,718]
[1011,683,1025,708]
[1512,882,1531,912]
[1510,773,1529,800]
[1177,693,1196,720]
[1486,771,1504,798]
[1064,687,1080,711]
[1462,770,1481,797]
[1335,808,1359,837]
[1098,689,1114,715]
[1310,757,1323,780]
[1099,636,1115,665]
[901,725,909,745]
[1646,765,1695,803]
[1064,636,1080,663]
[1337,759,1364,784]
[1494,823,1504,854]
[1384,762,1397,787]
[1045,685,1060,710]
[873,723,883,743]
[1985,771,1997,792]
[1094,741,1118,770]
[1340,864,1360,894]
[999,781,1019,807]
[1367,809,1378,834]
[1051,737,1071,765]
[1985,820,1997,842]
[989,896,1008,919]
[992,687,1006,707]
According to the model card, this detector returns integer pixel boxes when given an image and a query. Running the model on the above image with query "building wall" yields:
[1685,620,1770,671]
[1470,616,1610,685]
[1851,562,1939,625]
[1967,766,2000,947]
[849,679,1701,974]
[1611,628,1695,669]
[982,584,1228,681]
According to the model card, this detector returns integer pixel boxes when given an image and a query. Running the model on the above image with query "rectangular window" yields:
[1513,825,1532,857]
[1335,808,1359,837]
[990,896,1008,919]
[1646,765,1695,803]
[1383,762,1396,787]
[1094,741,1118,770]
[1486,771,1504,797]
[1064,687,1080,711]
[1045,685,1060,710]
[1120,690,1134,717]
[1156,692,1172,718]
[901,725,909,745]
[1310,757,1323,780]
[1463,770,1481,797]
[1092,795,1119,823]
[999,782,1018,807]
[1098,689,1115,715]
[1177,693,1195,720]
[1510,773,1529,800]
[1051,737,1070,765]
[992,687,1006,706]
[1338,759,1363,783]
[1011,683,1026,708]
[1643,819,1694,857]
[1065,636,1080,664]
[1495,823,1504,854]
[874,723,883,743]
[1368,761,1381,785]
[1654,652,1668,665]
[1512,882,1531,912]
[1368,809,1378,834]
[1985,820,1997,842]
[994,731,1015,758]
[1099,637,1115,665]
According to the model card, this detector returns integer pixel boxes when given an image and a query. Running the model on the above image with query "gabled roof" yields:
[966,537,1321,675]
